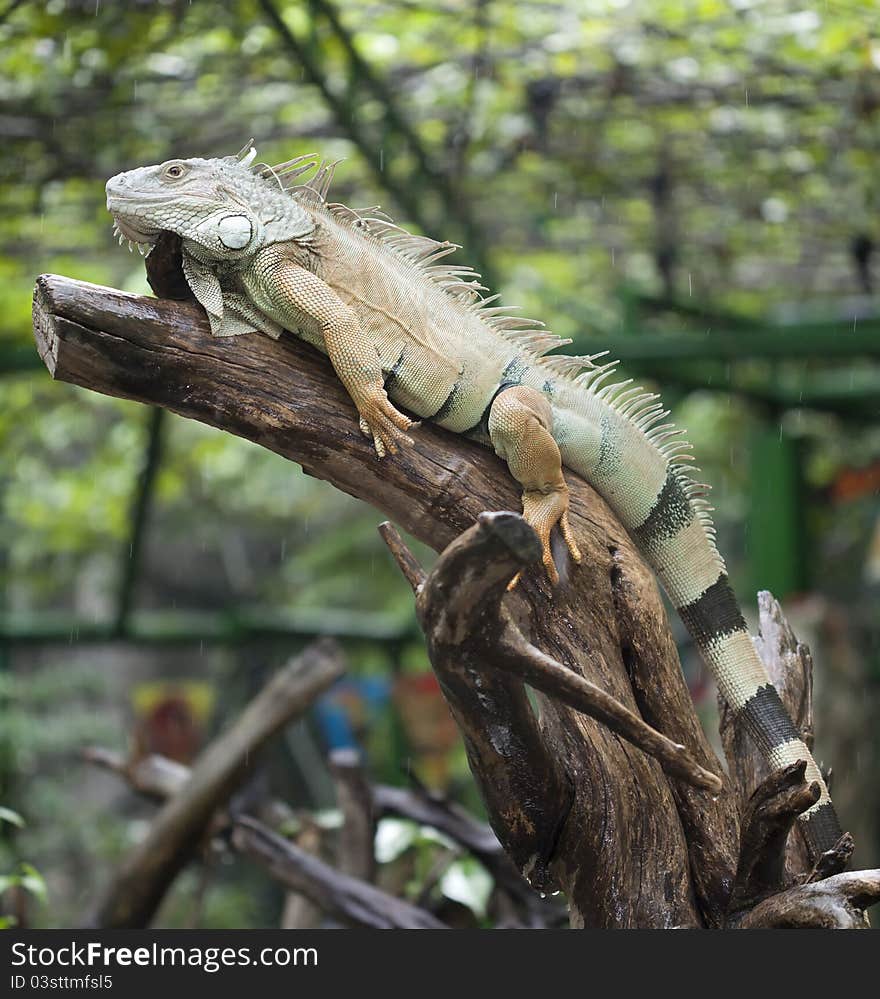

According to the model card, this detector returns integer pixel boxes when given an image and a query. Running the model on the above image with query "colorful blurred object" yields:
[393,673,459,788]
[313,672,459,787]
[130,680,215,764]
[313,676,391,751]
[830,461,880,505]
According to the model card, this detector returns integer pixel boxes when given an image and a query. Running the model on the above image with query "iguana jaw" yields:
[109,213,159,254]
[106,182,163,254]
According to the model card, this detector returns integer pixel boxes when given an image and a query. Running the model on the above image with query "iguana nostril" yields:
[105,174,128,198]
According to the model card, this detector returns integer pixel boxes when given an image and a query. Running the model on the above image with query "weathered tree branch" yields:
[328,748,376,883]
[382,515,721,791]
[735,870,880,929]
[232,815,447,929]
[372,782,564,926]
[279,818,325,930]
[727,760,822,913]
[35,271,876,928]
[83,746,448,929]
[87,639,345,928]
[31,271,736,926]
[398,516,880,929]
[82,746,191,801]
[85,745,556,926]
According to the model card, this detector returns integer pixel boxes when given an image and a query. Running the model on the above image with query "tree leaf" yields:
[0,807,24,828]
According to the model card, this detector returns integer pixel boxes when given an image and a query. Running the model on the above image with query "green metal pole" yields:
[747,421,806,600]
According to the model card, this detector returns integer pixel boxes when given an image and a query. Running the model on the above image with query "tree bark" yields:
[328,749,377,883]
[232,816,447,929]
[33,271,877,927]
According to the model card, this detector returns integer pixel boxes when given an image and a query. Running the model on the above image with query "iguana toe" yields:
[358,393,417,458]
[519,487,580,587]
[560,510,582,564]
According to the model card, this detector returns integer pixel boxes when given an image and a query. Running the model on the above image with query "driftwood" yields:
[87,639,344,928]
[329,749,376,883]
[87,749,446,929]
[232,816,446,930]
[86,743,562,927]
[34,268,879,927]
[279,818,325,929]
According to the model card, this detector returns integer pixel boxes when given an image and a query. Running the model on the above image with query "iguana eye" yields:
[163,162,187,180]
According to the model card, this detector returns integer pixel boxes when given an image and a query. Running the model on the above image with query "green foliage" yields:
[0,807,24,829]
[0,808,47,927]
[374,816,493,920]
[0,862,47,905]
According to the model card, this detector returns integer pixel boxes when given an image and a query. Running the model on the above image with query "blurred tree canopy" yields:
[1,0,879,925]
[2,0,880,615]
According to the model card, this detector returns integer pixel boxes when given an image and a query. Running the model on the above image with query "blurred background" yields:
[1,0,878,927]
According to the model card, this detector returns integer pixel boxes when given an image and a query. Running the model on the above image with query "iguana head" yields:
[105,146,314,261]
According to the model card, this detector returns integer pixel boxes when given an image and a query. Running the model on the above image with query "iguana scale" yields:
[105,144,843,859]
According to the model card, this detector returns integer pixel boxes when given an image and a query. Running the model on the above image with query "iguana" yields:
[105,143,843,859]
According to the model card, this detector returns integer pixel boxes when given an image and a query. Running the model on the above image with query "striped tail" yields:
[631,468,843,861]
[549,374,842,859]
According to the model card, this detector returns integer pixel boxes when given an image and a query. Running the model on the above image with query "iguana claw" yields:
[508,488,582,589]
[357,393,418,458]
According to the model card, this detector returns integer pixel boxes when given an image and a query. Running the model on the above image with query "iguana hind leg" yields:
[488,385,582,585]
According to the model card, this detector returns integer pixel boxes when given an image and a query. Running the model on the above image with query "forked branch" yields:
[381,513,721,793]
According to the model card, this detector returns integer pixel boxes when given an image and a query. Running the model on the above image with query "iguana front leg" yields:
[488,385,582,586]
[245,249,416,457]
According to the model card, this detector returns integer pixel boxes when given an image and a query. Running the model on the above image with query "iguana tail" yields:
[653,535,842,861]
[551,393,842,861]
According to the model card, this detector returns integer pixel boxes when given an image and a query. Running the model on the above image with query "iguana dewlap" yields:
[106,145,843,860]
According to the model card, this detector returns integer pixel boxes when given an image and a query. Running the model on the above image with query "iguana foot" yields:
[508,487,582,588]
[356,390,419,458]
[487,385,582,588]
